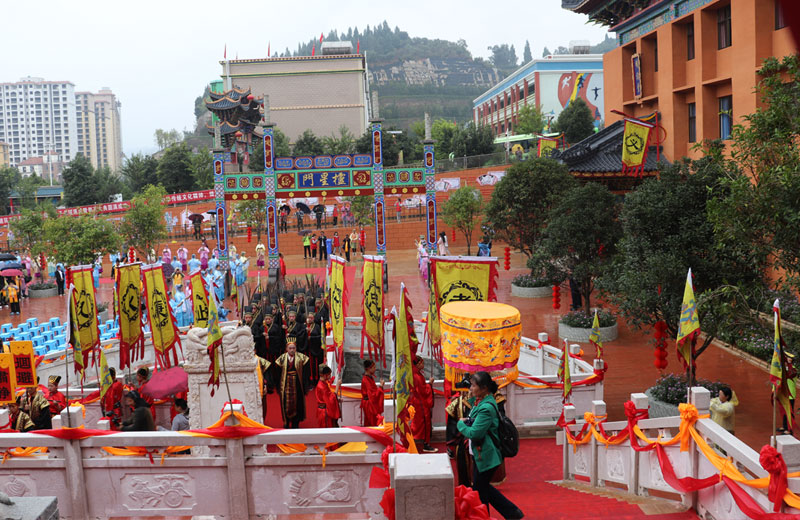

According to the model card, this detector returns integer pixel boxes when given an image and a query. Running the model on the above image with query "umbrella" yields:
[296,202,311,214]
[0,253,17,261]
[279,204,291,213]
[188,213,205,223]
[206,210,217,215]
[0,269,23,277]
[312,204,325,214]
[139,366,188,399]
[298,229,312,236]
[0,261,23,271]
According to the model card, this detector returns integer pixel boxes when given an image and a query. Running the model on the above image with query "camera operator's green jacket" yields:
[456,394,502,472]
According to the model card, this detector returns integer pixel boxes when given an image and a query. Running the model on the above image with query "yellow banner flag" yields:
[558,339,572,402]
[361,256,384,365]
[771,299,793,427]
[190,271,210,329]
[117,263,143,370]
[99,349,114,399]
[9,341,35,388]
[589,310,603,359]
[676,268,700,369]
[0,354,16,405]
[431,257,498,307]
[394,283,416,426]
[329,256,348,368]
[68,266,100,380]
[621,118,653,169]
[207,283,224,394]
[538,137,558,158]
[142,263,181,368]
[427,283,441,357]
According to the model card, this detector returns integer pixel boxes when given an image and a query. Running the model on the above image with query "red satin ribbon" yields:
[760,445,789,513]
[454,485,490,520]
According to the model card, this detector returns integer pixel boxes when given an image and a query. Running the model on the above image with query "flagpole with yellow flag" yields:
[558,339,572,403]
[771,299,793,447]
[589,309,603,360]
[676,268,700,399]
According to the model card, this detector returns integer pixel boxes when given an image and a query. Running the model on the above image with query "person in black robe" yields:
[285,309,308,360]
[306,313,324,388]
[251,303,267,360]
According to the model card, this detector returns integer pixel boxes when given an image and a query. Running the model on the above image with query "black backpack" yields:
[488,401,519,458]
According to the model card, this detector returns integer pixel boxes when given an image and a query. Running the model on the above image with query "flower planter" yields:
[29,287,58,299]
[645,388,680,418]
[511,283,551,298]
[558,321,618,342]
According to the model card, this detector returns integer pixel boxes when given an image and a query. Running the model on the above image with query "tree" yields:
[93,166,123,203]
[553,98,595,145]
[0,167,20,215]
[450,123,495,158]
[708,54,800,292]
[16,175,45,210]
[190,148,213,189]
[117,184,167,260]
[248,129,291,172]
[531,182,621,314]
[322,125,356,155]
[293,130,324,156]
[154,129,182,150]
[523,40,532,63]
[431,119,458,158]
[542,46,551,57]
[62,155,96,207]
[121,154,159,194]
[236,199,266,241]
[10,204,57,275]
[344,196,374,226]
[157,143,194,194]
[514,104,545,135]
[601,156,761,375]
[483,158,577,260]
[487,44,518,75]
[44,214,121,267]
[441,186,483,255]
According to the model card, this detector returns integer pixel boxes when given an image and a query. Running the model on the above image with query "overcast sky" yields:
[1,0,610,159]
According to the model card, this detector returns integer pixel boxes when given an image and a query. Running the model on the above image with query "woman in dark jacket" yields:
[456,371,524,520]
[121,391,156,432]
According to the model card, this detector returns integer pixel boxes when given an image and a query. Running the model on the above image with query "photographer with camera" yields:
[457,371,524,520]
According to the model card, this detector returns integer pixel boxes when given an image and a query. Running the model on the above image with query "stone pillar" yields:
[391,453,454,519]
[590,400,606,486]
[688,386,710,509]
[629,392,649,495]
[213,150,230,270]
[224,403,250,519]
[370,120,387,255]
[777,435,800,472]
[262,123,280,270]
[423,140,437,253]
[61,406,88,518]
[183,325,262,430]
[562,404,576,481]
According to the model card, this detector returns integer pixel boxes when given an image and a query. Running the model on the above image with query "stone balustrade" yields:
[559,387,800,517]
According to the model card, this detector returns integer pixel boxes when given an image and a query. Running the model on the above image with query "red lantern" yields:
[653,320,668,370]
[247,226,252,243]
[552,285,561,310]
[235,130,243,138]
[451,229,455,242]
[503,247,511,271]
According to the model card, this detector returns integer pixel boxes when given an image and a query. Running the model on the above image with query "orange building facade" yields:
[565,0,796,161]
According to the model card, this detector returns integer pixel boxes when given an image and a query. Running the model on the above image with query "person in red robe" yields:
[102,367,125,429]
[360,359,384,426]
[135,366,156,421]
[314,365,341,428]
[44,375,66,416]
[410,356,437,452]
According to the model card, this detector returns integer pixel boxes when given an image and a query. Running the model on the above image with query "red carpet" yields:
[435,438,699,520]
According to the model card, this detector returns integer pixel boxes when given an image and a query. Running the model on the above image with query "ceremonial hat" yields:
[48,375,61,386]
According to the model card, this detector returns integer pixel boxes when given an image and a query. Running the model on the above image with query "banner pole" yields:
[773,392,777,448]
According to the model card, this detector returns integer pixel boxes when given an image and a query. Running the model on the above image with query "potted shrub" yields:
[558,309,618,342]
[511,274,554,298]
[28,281,58,299]
[647,373,730,418]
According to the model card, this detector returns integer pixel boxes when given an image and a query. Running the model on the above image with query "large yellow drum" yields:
[440,301,521,383]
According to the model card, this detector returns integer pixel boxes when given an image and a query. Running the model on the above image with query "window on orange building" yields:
[688,103,696,143]
[719,96,732,140]
[717,5,732,49]
[654,38,659,71]
[775,1,786,30]
[687,22,695,60]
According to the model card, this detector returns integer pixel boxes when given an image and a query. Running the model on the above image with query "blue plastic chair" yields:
[49,317,61,328]
[31,336,43,347]
[55,334,66,344]
[34,346,46,356]
[43,331,53,342]
[17,323,29,333]
[0,333,10,342]
[44,340,57,352]
[0,324,10,334]
[26,318,38,327]
[38,323,50,333]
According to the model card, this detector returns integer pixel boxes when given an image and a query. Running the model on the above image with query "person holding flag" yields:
[361,359,385,427]
[411,355,436,452]
[102,366,124,429]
